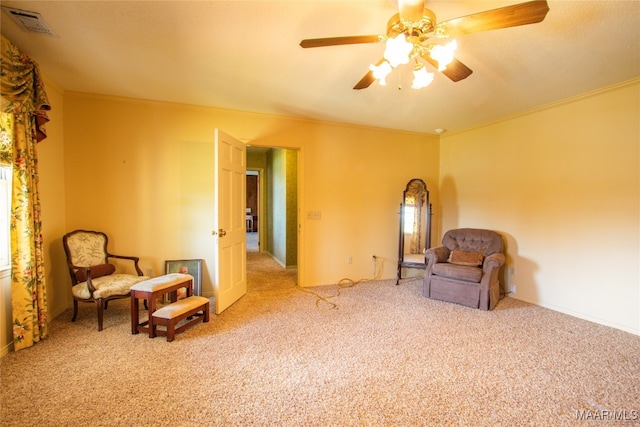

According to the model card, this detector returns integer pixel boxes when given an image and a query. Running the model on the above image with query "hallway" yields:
[247,231,258,253]
[246,250,297,293]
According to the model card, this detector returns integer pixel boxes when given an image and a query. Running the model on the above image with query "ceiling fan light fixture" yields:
[384,34,414,67]
[301,0,550,90]
[430,39,457,71]
[412,64,434,89]
[370,61,393,85]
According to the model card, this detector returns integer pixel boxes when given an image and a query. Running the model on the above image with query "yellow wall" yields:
[4,77,636,355]
[265,148,298,268]
[439,79,639,335]
[62,92,440,296]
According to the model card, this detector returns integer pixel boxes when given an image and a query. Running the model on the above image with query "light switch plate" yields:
[307,211,321,220]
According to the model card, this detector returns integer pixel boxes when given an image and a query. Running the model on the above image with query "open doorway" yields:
[246,170,259,253]
[246,147,299,291]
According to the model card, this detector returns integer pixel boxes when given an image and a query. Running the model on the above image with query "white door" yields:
[214,129,247,313]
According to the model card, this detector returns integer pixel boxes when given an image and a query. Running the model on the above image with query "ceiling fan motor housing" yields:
[387,9,438,44]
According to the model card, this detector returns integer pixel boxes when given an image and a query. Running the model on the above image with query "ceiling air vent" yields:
[2,7,57,37]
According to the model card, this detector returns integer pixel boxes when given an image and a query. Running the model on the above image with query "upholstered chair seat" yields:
[431,263,484,283]
[71,274,148,300]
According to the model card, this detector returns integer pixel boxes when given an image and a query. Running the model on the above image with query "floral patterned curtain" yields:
[1,35,51,351]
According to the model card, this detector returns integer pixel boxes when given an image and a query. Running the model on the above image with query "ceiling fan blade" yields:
[439,0,550,37]
[422,56,473,82]
[300,35,382,48]
[440,59,473,82]
[353,71,376,90]
[353,59,385,90]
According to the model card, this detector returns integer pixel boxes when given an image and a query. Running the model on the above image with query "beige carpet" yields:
[1,253,639,426]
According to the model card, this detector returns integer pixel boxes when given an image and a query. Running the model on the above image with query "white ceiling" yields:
[1,0,638,134]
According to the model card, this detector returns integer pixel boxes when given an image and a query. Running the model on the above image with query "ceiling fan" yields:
[300,0,550,90]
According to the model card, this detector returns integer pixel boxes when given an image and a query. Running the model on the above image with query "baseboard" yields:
[511,295,640,337]
[270,253,287,269]
[1,340,13,357]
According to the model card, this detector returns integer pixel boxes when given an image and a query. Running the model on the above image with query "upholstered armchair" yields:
[423,228,505,310]
[63,230,149,331]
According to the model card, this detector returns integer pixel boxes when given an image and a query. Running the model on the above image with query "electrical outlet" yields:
[509,284,516,294]
[347,256,352,264]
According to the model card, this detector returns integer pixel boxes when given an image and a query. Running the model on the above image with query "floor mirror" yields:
[396,178,432,285]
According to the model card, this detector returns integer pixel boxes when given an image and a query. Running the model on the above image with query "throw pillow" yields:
[75,263,116,282]
[448,250,484,267]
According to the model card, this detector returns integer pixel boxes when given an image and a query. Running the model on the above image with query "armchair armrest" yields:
[425,246,450,266]
[75,263,117,294]
[106,253,144,276]
[483,252,505,271]
[84,267,97,294]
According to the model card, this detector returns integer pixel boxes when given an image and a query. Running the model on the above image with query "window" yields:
[403,205,415,234]
[0,166,10,270]
[0,112,12,271]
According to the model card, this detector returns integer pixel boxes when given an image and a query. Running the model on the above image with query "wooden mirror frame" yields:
[396,178,432,285]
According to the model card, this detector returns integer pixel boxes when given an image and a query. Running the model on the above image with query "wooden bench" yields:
[130,273,194,337]
[152,296,210,342]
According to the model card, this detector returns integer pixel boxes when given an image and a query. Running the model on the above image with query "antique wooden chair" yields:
[62,230,149,331]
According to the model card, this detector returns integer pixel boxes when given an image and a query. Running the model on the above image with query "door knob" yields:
[218,229,227,237]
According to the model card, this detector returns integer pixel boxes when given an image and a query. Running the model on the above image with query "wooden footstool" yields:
[152,296,210,342]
